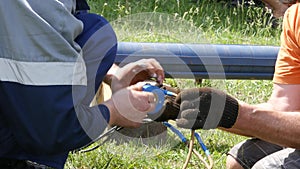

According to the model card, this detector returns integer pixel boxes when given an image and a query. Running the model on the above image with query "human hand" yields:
[175,87,239,130]
[104,83,157,128]
[109,59,165,92]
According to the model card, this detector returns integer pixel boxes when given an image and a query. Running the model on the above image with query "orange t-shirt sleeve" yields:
[273,3,300,84]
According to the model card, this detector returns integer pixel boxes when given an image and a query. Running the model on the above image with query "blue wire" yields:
[163,122,211,156]
[194,132,210,156]
[162,122,187,143]
[163,90,178,97]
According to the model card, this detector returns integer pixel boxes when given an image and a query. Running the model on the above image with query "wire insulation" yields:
[163,122,214,169]
[182,130,195,169]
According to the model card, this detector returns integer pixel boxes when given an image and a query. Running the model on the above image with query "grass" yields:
[87,0,282,45]
[66,0,279,168]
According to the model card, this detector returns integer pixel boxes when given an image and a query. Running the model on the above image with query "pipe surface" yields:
[116,42,279,80]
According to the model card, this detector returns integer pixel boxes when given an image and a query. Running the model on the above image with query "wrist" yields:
[102,99,117,126]
[105,75,124,93]
[218,95,239,128]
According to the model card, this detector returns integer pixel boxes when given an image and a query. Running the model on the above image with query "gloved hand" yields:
[175,87,239,130]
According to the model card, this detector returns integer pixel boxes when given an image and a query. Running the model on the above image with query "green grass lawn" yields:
[66,0,280,168]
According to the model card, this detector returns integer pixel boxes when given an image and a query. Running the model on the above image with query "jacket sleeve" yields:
[0,1,117,155]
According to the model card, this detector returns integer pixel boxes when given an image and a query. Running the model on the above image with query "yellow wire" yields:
[182,130,195,169]
[192,149,213,169]
[181,130,214,169]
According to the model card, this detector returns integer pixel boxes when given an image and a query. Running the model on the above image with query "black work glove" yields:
[147,85,181,122]
[175,87,239,130]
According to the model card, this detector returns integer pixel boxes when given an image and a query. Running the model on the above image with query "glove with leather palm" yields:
[175,87,239,130]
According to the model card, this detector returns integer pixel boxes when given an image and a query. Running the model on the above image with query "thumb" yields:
[130,89,157,113]
[129,82,148,91]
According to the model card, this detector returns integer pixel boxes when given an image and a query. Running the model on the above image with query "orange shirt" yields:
[273,3,300,84]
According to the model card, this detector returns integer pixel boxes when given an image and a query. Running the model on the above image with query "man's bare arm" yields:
[224,83,300,148]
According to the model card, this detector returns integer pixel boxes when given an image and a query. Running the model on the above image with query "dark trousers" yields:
[0,158,51,169]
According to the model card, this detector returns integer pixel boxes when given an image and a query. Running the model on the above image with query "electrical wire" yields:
[182,130,195,169]
[77,120,213,169]
[194,132,213,169]
[78,126,123,153]
[192,148,211,169]
[163,122,214,169]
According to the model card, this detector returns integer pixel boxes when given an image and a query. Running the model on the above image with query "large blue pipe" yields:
[115,42,279,80]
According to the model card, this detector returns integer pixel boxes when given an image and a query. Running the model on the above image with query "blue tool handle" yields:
[142,84,177,96]
[194,132,210,156]
[163,122,187,143]
[142,84,165,115]
[142,84,160,92]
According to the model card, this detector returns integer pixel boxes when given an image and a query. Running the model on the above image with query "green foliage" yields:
[67,0,278,168]
[87,0,282,45]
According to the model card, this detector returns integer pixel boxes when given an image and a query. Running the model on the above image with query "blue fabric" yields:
[0,83,92,153]
[75,12,117,103]
[75,12,109,46]
[0,83,90,168]
[0,11,116,169]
